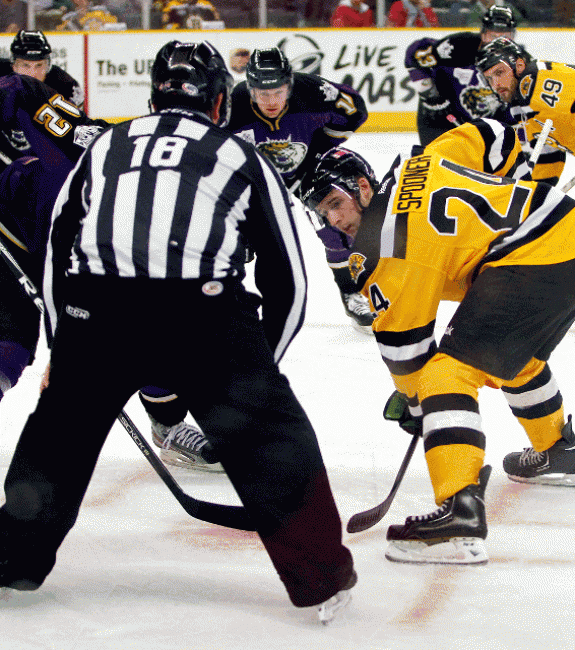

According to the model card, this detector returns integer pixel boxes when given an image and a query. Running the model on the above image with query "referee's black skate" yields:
[503,416,575,486]
[0,510,56,593]
[150,417,224,472]
[385,465,491,565]
[340,291,375,334]
[317,570,357,625]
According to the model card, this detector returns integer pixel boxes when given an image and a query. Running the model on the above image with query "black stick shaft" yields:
[346,435,419,533]
[0,238,254,531]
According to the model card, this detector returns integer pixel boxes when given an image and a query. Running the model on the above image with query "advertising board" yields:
[0,28,573,131]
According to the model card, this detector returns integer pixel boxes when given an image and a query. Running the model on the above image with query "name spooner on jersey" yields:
[396,155,431,211]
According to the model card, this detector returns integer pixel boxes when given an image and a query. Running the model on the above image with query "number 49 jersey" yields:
[350,152,575,395]
[510,60,575,184]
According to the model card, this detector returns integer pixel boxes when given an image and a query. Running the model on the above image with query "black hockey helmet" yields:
[150,40,234,127]
[481,5,517,35]
[10,30,51,62]
[476,37,529,75]
[246,48,293,92]
[299,147,378,216]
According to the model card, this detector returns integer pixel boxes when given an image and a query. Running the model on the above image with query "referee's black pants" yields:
[1,275,354,607]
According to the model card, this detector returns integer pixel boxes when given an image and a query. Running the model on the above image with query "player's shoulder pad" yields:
[432,31,481,65]
[291,73,356,108]
[18,73,61,99]
[227,82,253,130]
[231,80,249,99]
[0,59,13,76]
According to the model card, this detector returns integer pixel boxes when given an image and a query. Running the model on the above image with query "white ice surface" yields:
[2,133,575,650]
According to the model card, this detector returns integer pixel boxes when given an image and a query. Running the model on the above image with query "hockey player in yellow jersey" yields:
[476,37,575,187]
[416,116,531,181]
[299,127,575,565]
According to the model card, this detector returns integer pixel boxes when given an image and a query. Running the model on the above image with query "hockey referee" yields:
[0,41,355,619]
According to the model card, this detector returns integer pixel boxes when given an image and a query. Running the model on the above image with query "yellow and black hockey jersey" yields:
[423,117,530,181]
[511,60,575,185]
[350,152,575,398]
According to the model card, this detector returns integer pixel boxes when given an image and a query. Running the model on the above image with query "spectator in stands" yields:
[1,0,27,31]
[456,0,521,28]
[386,0,440,27]
[330,0,374,27]
[2,0,61,31]
[305,0,334,26]
[445,0,473,26]
[155,0,221,29]
[229,48,250,74]
[552,0,575,26]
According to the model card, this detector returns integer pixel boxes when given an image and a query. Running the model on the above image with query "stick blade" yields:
[346,435,419,534]
[346,502,390,533]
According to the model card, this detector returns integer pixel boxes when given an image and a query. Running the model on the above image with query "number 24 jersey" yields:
[350,152,575,394]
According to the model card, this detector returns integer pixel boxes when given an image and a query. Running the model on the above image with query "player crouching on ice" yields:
[299,125,575,565]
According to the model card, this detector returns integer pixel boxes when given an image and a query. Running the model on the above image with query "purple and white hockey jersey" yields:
[405,32,508,124]
[228,72,367,192]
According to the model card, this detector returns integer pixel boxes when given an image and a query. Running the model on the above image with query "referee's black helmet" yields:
[150,40,234,127]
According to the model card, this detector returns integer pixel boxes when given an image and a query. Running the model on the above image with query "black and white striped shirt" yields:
[45,108,307,362]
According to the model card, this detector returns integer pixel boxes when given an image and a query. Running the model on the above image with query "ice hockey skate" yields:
[0,510,56,593]
[340,291,375,334]
[317,570,357,625]
[503,416,575,486]
[150,417,224,472]
[385,465,491,565]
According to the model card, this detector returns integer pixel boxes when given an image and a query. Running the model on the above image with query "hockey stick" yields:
[518,118,575,193]
[560,175,575,194]
[346,434,419,534]
[0,149,13,167]
[117,410,254,530]
[0,238,45,315]
[0,237,255,531]
[528,118,553,170]
[523,119,575,193]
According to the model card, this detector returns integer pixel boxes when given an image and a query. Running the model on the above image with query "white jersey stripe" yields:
[148,169,181,278]
[378,334,435,362]
[503,376,560,409]
[81,128,113,275]
[423,410,483,439]
[258,158,307,364]
[182,138,246,278]
[213,184,250,278]
[112,170,139,277]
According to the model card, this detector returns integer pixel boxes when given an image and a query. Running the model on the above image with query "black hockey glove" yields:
[420,95,452,114]
[384,391,422,437]
[419,83,457,125]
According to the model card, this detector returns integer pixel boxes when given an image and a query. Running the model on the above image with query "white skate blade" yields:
[507,473,575,486]
[160,449,225,473]
[385,538,488,565]
[1,587,12,602]
[317,590,352,625]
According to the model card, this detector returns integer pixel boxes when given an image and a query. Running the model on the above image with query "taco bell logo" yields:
[277,34,324,75]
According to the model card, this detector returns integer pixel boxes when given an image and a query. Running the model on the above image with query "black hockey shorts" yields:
[438,260,575,381]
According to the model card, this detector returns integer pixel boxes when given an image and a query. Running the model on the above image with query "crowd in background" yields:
[1,0,573,33]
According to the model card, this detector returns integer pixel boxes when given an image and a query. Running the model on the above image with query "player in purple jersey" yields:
[0,73,98,414]
[227,48,374,333]
[0,30,84,172]
[405,5,516,146]
[0,73,221,471]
